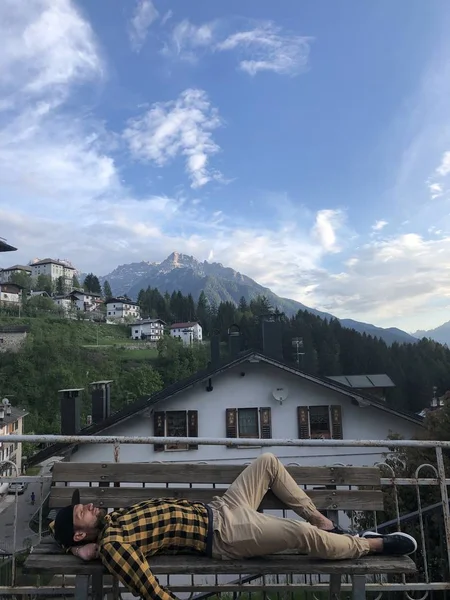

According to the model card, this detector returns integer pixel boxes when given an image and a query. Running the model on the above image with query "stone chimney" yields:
[228,324,242,358]
[262,316,283,361]
[210,334,221,369]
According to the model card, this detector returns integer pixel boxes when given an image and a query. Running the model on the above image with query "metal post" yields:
[352,575,366,600]
[436,446,450,570]
[74,575,89,600]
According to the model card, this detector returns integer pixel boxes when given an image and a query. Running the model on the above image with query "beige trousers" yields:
[209,453,370,560]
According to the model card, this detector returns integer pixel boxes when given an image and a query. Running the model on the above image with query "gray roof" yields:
[327,374,395,389]
[1,265,32,272]
[31,259,75,269]
[0,325,30,334]
[0,406,28,427]
[0,239,17,252]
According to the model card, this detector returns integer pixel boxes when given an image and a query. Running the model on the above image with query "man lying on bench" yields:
[51,453,416,600]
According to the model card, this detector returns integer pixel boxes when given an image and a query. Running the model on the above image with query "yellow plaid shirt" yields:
[98,499,210,600]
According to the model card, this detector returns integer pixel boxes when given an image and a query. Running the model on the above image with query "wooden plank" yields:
[24,553,416,576]
[51,462,381,486]
[50,487,384,511]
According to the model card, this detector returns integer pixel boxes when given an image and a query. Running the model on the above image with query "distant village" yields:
[0,257,203,345]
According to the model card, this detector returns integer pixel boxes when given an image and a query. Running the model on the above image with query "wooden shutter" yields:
[260,407,272,439]
[188,410,199,449]
[226,408,238,438]
[154,411,165,452]
[297,406,310,439]
[330,405,343,439]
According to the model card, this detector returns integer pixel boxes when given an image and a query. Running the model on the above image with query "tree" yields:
[238,296,248,312]
[84,273,102,295]
[35,274,53,295]
[10,271,32,291]
[103,280,112,299]
[72,274,80,289]
[55,276,65,295]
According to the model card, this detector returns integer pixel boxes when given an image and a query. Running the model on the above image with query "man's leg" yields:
[219,453,330,527]
[212,506,370,560]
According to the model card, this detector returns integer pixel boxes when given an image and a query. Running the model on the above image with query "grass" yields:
[122,348,159,360]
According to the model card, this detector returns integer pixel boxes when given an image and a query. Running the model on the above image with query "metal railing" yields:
[0,434,449,599]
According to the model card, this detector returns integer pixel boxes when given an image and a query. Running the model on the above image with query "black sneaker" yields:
[361,531,417,555]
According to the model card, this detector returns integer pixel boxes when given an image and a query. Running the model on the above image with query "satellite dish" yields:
[272,387,288,404]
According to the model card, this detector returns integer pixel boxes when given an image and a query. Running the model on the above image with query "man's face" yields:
[73,503,106,542]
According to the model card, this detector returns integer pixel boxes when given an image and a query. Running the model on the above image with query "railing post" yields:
[435,446,450,572]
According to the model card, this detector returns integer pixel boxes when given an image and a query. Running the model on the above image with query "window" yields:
[153,410,198,451]
[226,407,272,440]
[297,405,343,439]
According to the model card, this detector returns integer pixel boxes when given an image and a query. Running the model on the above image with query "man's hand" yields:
[71,543,99,561]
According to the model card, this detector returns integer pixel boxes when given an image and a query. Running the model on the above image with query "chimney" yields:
[0,406,4,421]
[228,324,242,358]
[262,317,283,361]
[210,334,221,369]
[6,404,11,416]
[90,381,113,424]
[59,388,83,435]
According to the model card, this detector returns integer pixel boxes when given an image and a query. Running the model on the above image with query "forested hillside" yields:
[1,287,449,435]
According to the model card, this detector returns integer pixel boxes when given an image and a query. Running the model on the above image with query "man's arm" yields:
[99,541,177,600]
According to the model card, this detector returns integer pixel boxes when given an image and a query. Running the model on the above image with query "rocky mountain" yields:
[99,251,417,345]
[414,321,450,346]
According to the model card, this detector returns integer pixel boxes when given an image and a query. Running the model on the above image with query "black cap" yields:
[53,489,81,549]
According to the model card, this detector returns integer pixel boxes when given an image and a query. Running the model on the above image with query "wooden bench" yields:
[24,461,417,600]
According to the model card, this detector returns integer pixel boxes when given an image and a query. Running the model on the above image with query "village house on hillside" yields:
[28,321,423,470]
[169,321,203,345]
[0,399,28,484]
[130,319,166,341]
[30,258,75,287]
[105,297,140,321]
[0,282,23,305]
[0,264,32,283]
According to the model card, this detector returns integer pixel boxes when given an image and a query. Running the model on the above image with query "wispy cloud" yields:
[123,89,223,188]
[436,150,450,176]
[128,0,159,52]
[372,220,388,231]
[217,22,311,76]
[428,182,443,199]
[312,209,344,252]
[164,18,312,77]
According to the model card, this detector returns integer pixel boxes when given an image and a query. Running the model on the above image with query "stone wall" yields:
[0,332,28,353]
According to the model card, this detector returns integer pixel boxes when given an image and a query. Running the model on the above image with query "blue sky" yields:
[1,0,450,332]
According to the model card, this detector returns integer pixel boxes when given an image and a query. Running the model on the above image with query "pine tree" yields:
[55,276,65,295]
[238,296,248,312]
[103,280,112,299]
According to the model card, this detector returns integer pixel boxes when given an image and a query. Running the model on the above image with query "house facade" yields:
[170,321,203,345]
[0,400,27,486]
[131,319,166,341]
[71,290,102,312]
[31,350,423,470]
[30,259,75,286]
[0,265,32,283]
[0,283,22,304]
[106,297,140,321]
[53,293,78,313]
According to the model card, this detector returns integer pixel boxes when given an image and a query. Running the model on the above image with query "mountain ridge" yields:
[99,251,417,345]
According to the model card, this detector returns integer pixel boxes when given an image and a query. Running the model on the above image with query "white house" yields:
[0,283,22,304]
[170,321,202,345]
[71,290,102,312]
[106,297,140,321]
[130,319,166,341]
[29,349,423,469]
[0,265,32,283]
[53,293,78,313]
[30,258,75,287]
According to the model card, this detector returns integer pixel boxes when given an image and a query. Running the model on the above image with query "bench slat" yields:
[24,552,416,576]
[50,487,384,511]
[51,463,381,486]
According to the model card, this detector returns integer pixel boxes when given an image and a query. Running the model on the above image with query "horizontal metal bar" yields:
[1,583,450,594]
[1,434,450,448]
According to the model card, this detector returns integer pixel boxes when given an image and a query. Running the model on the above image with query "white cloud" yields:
[217,22,311,76]
[166,19,216,62]
[312,209,343,252]
[436,150,450,176]
[123,89,223,188]
[429,182,443,199]
[164,18,311,77]
[372,220,388,231]
[128,0,159,52]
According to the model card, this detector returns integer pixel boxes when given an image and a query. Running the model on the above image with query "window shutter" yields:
[297,406,310,439]
[260,407,272,439]
[330,405,343,439]
[188,410,199,449]
[154,411,165,452]
[226,408,238,438]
